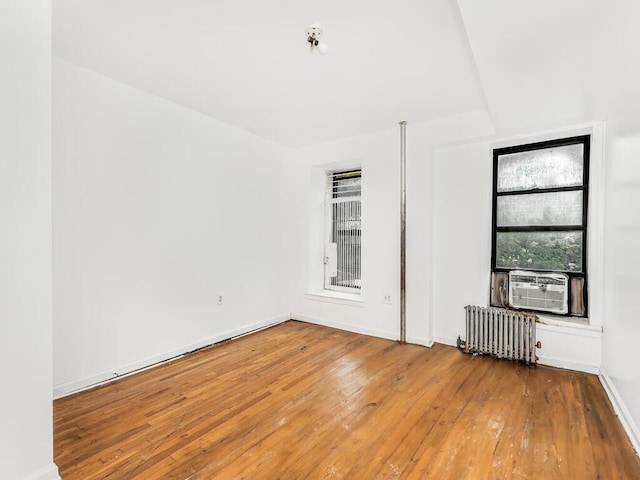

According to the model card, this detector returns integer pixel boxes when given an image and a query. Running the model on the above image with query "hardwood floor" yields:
[54,320,640,479]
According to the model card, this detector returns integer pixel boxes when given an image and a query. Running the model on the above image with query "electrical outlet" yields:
[383,294,392,304]
[217,295,223,306]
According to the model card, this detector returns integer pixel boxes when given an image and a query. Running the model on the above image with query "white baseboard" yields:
[537,355,600,375]
[292,313,399,342]
[406,335,434,347]
[21,464,60,480]
[599,368,640,455]
[289,314,433,346]
[435,335,599,374]
[434,335,459,347]
[53,314,290,398]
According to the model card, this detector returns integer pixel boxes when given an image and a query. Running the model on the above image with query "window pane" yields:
[497,144,584,192]
[495,231,583,272]
[332,171,361,198]
[497,191,583,227]
[330,200,361,289]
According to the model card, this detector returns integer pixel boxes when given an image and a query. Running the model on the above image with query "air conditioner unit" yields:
[508,270,569,315]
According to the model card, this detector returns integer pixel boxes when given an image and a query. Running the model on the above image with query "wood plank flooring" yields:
[54,320,640,479]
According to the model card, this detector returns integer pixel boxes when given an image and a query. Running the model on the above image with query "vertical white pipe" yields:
[400,121,407,343]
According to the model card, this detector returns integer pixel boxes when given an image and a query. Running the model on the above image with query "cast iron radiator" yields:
[457,305,540,364]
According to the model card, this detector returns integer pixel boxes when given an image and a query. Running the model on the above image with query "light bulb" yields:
[317,42,329,55]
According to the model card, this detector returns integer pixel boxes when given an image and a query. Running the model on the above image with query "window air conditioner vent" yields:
[508,270,568,315]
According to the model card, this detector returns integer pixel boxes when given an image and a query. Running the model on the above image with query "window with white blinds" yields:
[325,169,362,292]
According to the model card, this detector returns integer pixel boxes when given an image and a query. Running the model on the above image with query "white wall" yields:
[600,122,640,451]
[589,0,640,451]
[431,140,492,345]
[53,58,292,396]
[289,110,495,345]
[0,2,59,480]
[289,128,402,340]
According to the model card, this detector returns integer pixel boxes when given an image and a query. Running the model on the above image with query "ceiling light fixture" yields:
[305,23,328,55]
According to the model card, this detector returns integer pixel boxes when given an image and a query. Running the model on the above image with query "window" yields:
[325,169,362,292]
[491,136,589,317]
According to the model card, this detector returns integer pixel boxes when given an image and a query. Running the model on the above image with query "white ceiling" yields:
[53,0,487,147]
[458,0,601,135]
[457,0,640,135]
[53,1,640,147]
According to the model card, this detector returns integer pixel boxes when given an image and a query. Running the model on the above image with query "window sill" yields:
[535,314,602,333]
[305,290,364,307]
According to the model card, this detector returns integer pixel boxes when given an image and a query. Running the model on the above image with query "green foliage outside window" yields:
[496,231,582,272]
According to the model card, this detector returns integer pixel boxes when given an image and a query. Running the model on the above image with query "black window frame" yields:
[491,135,590,317]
